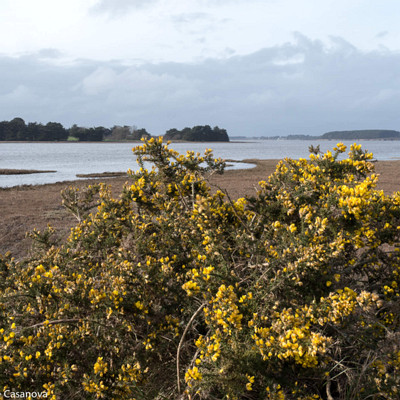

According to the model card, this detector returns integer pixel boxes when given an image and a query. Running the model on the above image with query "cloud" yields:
[197,0,262,4]
[36,48,63,59]
[90,0,159,15]
[90,0,260,17]
[171,12,211,25]
[2,36,400,136]
[376,31,389,39]
[170,12,222,40]
[81,67,119,95]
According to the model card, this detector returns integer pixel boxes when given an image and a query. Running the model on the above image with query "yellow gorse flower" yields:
[1,140,400,399]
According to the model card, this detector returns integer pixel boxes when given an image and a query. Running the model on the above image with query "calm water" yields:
[1,140,400,188]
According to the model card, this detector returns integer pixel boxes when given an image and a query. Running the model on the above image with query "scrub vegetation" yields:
[1,139,400,399]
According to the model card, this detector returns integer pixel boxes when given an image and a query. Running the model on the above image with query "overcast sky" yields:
[1,0,400,136]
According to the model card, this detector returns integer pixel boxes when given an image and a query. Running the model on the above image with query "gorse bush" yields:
[1,138,400,399]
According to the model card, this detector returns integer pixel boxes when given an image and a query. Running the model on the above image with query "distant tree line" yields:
[103,126,151,141]
[284,134,316,140]
[0,118,68,141]
[320,130,400,140]
[68,125,111,142]
[164,125,229,142]
[0,118,230,142]
[0,118,152,142]
[280,130,400,141]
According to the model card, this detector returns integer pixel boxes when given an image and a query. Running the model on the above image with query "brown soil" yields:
[1,160,399,259]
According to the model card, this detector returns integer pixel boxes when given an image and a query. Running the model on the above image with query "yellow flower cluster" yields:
[2,140,400,399]
[93,357,108,376]
[205,284,244,335]
[184,366,203,387]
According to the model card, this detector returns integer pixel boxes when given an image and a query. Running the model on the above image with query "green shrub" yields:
[1,139,400,399]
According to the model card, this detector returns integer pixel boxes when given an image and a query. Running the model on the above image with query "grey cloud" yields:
[327,36,357,54]
[2,36,400,136]
[376,31,389,39]
[36,48,63,59]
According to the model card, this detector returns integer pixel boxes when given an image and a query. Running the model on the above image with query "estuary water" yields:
[1,140,400,188]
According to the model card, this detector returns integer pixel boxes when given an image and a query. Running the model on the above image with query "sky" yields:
[1,0,400,137]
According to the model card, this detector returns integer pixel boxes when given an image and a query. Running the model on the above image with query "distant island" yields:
[318,130,400,140]
[232,129,400,141]
[164,125,229,142]
[0,117,230,142]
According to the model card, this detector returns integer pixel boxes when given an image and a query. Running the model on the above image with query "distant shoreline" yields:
[231,137,400,141]
[0,169,56,175]
[2,137,400,144]
[232,129,400,141]
[1,158,398,190]
[0,140,144,144]
[0,140,234,144]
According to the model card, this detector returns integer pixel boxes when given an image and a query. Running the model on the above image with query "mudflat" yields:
[1,159,399,259]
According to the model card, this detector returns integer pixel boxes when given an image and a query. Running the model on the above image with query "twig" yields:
[326,379,334,400]
[17,318,114,333]
[176,303,205,394]
[19,318,82,331]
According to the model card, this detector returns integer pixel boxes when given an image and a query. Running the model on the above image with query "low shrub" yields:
[1,138,400,399]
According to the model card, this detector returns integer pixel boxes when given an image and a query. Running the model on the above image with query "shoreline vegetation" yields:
[1,158,400,259]
[2,116,400,142]
[0,117,229,142]
[0,158,273,258]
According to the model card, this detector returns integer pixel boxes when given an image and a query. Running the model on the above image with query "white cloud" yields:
[171,12,211,25]
[90,0,159,15]
[1,0,400,65]
[91,0,258,15]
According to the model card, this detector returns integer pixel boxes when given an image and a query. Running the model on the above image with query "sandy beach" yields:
[1,159,399,259]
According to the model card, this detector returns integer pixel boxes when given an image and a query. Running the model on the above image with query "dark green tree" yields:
[39,122,68,141]
[164,125,229,142]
